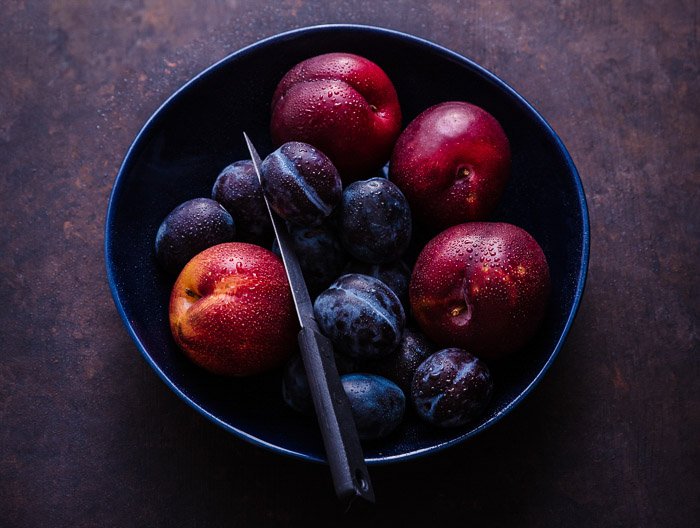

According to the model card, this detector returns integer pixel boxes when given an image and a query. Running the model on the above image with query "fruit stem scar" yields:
[451,305,467,317]
[449,276,473,327]
[369,104,378,112]
[457,166,471,179]
[185,288,201,300]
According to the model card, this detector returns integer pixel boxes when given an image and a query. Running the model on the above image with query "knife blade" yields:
[243,133,375,507]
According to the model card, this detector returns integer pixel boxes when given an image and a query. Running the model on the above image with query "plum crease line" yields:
[333,285,403,336]
[275,152,333,216]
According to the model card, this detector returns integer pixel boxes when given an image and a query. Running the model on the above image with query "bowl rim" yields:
[104,23,590,465]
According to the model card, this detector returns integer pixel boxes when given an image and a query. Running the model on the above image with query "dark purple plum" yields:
[343,259,411,307]
[282,353,358,415]
[211,160,272,245]
[272,222,348,297]
[282,354,314,415]
[363,328,436,393]
[155,198,235,275]
[341,373,405,440]
[314,274,405,360]
[411,348,493,428]
[260,141,341,226]
[340,177,412,263]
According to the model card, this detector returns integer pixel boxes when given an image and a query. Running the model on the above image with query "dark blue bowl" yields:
[105,25,589,464]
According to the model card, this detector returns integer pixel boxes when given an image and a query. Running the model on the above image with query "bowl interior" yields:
[106,25,588,463]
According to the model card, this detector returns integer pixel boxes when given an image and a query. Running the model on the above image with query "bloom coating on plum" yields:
[363,328,436,393]
[211,160,272,245]
[260,141,341,226]
[314,273,405,360]
[340,178,412,264]
[155,198,235,275]
[270,52,402,182]
[272,222,348,298]
[343,259,411,308]
[411,348,492,427]
[341,373,406,440]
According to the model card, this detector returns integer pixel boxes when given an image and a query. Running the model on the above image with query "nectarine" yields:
[169,242,297,376]
[390,101,510,229]
[410,223,550,360]
[270,52,402,183]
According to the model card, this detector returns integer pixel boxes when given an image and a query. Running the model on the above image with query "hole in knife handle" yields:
[355,469,369,492]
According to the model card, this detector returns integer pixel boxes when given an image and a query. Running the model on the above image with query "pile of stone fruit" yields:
[158,53,551,440]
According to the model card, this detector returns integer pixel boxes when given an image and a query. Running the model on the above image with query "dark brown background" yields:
[1,1,698,526]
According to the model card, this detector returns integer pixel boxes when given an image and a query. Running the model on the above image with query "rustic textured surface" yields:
[1,1,698,526]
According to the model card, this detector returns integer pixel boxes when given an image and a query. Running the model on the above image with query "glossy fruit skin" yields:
[155,198,235,275]
[390,101,511,229]
[270,52,402,183]
[211,160,272,245]
[364,328,436,394]
[169,243,297,376]
[272,222,348,298]
[314,274,405,360]
[340,178,412,264]
[411,348,493,428]
[260,142,342,226]
[341,373,405,440]
[282,353,357,415]
[343,259,411,308]
[410,222,550,360]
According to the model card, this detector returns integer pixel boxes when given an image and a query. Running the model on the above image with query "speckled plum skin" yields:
[272,222,348,298]
[270,52,402,183]
[343,259,411,308]
[260,141,341,226]
[411,348,493,428]
[155,198,235,275]
[341,373,405,440]
[340,178,412,264]
[169,243,297,376]
[390,101,511,229]
[364,328,436,394]
[314,274,405,360]
[410,223,550,360]
[211,160,272,245]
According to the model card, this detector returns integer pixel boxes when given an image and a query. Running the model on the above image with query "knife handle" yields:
[297,326,375,506]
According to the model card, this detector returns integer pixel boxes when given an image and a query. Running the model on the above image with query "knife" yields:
[244,133,375,507]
